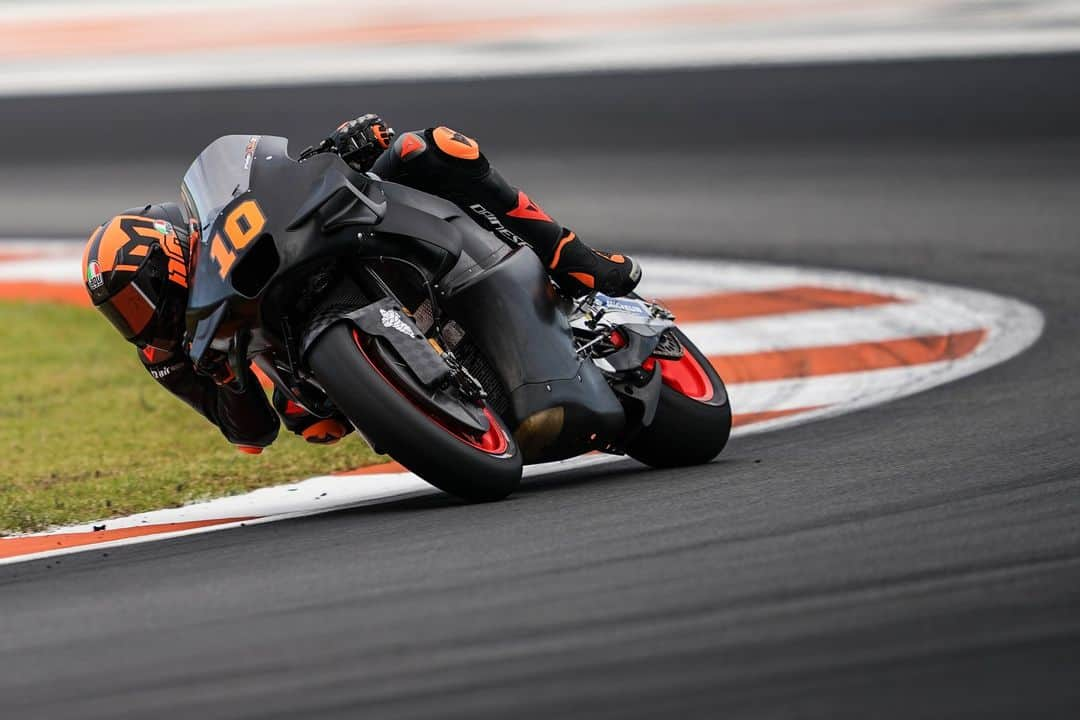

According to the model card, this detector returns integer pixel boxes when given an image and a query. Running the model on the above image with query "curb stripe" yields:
[0,283,898,318]
[0,517,254,559]
[0,251,41,263]
[681,302,988,356]
[731,406,821,427]
[334,461,407,476]
[725,360,989,415]
[0,2,881,61]
[0,247,1043,563]
[709,329,987,383]
[661,286,899,322]
[0,409,799,556]
[0,282,88,305]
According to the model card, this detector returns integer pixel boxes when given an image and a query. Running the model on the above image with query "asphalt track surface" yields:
[2,55,1080,718]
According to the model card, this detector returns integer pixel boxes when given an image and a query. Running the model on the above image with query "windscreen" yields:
[180,135,263,232]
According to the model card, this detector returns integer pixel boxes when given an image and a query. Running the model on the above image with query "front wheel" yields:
[626,328,732,468]
[308,323,522,502]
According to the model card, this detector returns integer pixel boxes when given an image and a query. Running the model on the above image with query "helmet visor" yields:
[97,277,158,341]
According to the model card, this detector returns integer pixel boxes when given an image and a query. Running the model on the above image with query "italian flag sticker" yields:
[86,261,103,290]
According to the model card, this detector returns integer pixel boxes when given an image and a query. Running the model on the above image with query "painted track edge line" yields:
[0,488,439,566]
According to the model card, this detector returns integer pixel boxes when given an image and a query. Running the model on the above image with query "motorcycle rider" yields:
[82,115,642,453]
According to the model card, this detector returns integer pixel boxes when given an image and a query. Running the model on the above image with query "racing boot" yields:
[543,228,642,297]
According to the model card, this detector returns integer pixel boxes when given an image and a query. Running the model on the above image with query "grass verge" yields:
[0,300,383,534]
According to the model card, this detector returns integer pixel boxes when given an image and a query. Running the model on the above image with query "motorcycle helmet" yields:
[82,202,191,350]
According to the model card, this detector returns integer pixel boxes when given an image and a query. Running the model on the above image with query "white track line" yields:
[681,301,983,356]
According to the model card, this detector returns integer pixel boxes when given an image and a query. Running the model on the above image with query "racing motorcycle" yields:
[181,135,731,502]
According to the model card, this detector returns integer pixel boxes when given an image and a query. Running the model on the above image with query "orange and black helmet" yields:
[83,203,191,349]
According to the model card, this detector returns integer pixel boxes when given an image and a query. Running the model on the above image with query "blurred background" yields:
[3,2,1080,717]
[0,0,1078,248]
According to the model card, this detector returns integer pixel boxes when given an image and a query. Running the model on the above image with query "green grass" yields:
[0,300,383,535]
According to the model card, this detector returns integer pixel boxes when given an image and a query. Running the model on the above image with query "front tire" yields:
[308,323,522,502]
[626,328,732,468]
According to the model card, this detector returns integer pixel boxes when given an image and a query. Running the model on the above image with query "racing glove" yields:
[328,114,395,172]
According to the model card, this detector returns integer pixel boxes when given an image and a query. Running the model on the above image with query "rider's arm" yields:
[138,349,280,449]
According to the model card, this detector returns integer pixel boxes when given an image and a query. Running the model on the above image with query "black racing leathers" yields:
[370,126,567,265]
[370,126,640,297]
[138,345,280,448]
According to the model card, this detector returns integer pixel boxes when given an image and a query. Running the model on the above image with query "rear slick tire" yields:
[308,323,522,502]
[626,329,732,469]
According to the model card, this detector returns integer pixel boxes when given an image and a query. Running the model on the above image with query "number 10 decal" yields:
[210,199,267,279]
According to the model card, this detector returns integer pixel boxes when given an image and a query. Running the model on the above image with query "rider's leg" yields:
[370,126,640,297]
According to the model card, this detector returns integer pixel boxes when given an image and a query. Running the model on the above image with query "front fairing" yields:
[182,135,368,366]
[181,135,274,363]
[183,135,281,314]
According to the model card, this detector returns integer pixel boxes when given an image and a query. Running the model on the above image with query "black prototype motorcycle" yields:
[181,135,731,501]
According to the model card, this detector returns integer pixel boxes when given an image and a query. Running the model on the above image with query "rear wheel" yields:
[626,328,732,468]
[308,323,522,502]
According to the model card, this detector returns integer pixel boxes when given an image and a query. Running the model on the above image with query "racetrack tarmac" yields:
[2,56,1080,718]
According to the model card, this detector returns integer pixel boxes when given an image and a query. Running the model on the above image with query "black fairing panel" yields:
[443,248,579,390]
[443,248,624,458]
[379,180,463,221]
[377,181,511,290]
